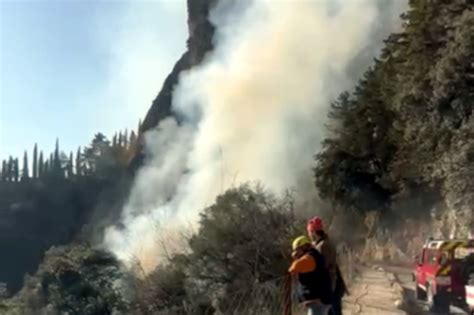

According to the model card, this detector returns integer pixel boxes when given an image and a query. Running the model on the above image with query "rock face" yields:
[131,0,218,169]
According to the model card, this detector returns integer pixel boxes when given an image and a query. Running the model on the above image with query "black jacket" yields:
[295,248,333,304]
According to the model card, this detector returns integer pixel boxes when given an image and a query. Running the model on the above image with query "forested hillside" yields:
[315,0,474,239]
[0,129,138,294]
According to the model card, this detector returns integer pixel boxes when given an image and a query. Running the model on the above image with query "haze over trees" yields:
[315,1,474,237]
[1,0,474,314]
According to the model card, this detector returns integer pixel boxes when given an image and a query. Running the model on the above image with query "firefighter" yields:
[307,217,347,315]
[289,235,333,315]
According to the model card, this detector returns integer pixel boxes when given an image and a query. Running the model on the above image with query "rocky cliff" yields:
[130,0,218,169]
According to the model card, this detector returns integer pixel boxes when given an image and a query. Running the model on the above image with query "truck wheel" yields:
[427,284,450,314]
[416,285,426,301]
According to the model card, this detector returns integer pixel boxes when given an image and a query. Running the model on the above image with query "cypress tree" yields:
[76,147,82,176]
[33,143,38,178]
[7,157,13,181]
[38,151,44,178]
[130,130,137,147]
[1,160,6,181]
[112,133,118,148]
[13,158,19,182]
[54,139,61,173]
[123,129,129,149]
[138,119,142,135]
[118,132,124,148]
[68,152,74,177]
[22,151,29,181]
[44,160,49,175]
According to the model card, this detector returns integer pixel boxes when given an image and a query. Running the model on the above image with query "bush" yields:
[11,244,132,315]
[135,184,301,314]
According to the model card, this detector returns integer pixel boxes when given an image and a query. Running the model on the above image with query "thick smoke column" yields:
[104,0,406,270]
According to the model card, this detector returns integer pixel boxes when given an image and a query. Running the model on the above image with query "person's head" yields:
[306,216,325,242]
[291,235,312,258]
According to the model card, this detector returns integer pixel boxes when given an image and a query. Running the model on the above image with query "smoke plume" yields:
[104,0,406,270]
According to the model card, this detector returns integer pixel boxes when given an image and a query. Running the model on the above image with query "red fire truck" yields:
[414,238,474,313]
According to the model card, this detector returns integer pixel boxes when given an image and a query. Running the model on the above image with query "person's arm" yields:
[288,254,316,274]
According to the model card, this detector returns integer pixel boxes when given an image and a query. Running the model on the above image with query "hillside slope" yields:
[315,1,474,240]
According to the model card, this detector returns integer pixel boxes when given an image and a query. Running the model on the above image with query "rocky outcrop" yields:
[131,0,218,169]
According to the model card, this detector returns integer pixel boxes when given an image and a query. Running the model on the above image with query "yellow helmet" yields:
[292,235,311,251]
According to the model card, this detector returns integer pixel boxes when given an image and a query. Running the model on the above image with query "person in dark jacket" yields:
[289,236,333,315]
[307,217,348,315]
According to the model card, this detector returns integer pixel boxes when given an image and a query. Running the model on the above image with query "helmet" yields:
[307,216,324,234]
[292,235,311,251]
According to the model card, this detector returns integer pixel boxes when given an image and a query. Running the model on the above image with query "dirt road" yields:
[343,266,406,314]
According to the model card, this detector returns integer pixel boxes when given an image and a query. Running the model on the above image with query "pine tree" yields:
[130,130,137,147]
[123,129,129,149]
[44,160,49,175]
[38,151,44,178]
[118,132,124,148]
[7,157,13,181]
[1,160,6,181]
[22,151,29,181]
[112,134,118,148]
[76,147,82,176]
[33,143,38,178]
[138,119,142,135]
[54,139,61,174]
[68,152,74,177]
[13,158,19,182]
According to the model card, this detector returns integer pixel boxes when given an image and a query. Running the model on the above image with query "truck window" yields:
[428,250,438,265]
[439,252,449,265]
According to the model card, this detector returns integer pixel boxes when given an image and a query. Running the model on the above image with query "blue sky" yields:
[0,0,187,161]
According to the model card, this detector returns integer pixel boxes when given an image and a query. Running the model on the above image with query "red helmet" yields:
[307,216,324,234]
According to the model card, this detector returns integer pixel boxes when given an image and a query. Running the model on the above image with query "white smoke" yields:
[104,0,406,270]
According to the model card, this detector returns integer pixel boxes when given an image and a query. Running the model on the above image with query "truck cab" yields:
[414,239,474,313]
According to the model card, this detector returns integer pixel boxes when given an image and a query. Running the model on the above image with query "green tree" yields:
[186,185,296,304]
[1,160,7,181]
[53,139,62,175]
[44,160,49,175]
[313,0,474,234]
[22,151,29,181]
[13,158,19,182]
[7,157,13,181]
[82,133,118,177]
[75,147,82,176]
[123,129,128,149]
[32,144,38,179]
[118,132,124,148]
[38,151,44,178]
[67,152,74,178]
[129,131,137,148]
[16,245,130,314]
[112,133,118,148]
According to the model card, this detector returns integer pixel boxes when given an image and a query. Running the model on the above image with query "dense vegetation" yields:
[2,0,474,313]
[315,0,474,237]
[0,129,139,294]
[1,185,301,314]
[2,245,131,315]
